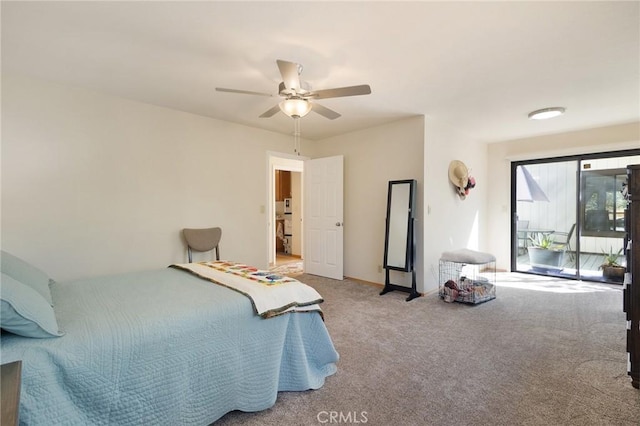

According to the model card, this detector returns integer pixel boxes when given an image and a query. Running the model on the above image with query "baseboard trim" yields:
[344,276,429,298]
[344,276,384,288]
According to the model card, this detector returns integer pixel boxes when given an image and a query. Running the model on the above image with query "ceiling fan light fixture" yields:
[528,107,566,120]
[279,98,312,118]
[219,60,370,120]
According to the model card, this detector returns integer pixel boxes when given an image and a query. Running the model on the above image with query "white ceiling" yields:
[2,1,639,142]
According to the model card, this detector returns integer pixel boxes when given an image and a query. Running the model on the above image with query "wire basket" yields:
[439,258,496,304]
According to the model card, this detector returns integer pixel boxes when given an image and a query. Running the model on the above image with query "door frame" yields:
[267,152,306,267]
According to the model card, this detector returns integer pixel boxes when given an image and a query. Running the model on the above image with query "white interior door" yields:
[304,155,344,280]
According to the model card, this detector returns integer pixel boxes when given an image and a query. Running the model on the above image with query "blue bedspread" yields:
[0,267,338,425]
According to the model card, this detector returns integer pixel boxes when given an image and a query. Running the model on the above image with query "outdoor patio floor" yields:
[515,250,627,284]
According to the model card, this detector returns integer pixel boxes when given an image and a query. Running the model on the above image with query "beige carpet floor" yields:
[215,272,640,425]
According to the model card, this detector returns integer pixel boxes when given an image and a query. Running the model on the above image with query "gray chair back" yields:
[183,227,222,262]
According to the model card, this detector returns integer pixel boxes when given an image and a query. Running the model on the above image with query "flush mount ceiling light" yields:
[528,107,566,120]
[279,98,312,118]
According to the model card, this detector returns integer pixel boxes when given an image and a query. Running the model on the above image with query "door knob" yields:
[336,222,343,227]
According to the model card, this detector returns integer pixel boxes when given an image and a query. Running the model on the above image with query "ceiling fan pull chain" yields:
[294,118,301,156]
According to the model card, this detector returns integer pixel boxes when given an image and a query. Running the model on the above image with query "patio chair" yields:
[517,220,530,255]
[550,223,576,261]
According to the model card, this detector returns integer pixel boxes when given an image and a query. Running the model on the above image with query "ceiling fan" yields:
[216,60,372,120]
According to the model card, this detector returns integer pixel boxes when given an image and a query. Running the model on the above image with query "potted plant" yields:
[600,247,625,281]
[527,233,565,270]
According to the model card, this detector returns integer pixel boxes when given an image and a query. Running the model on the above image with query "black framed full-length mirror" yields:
[381,179,419,301]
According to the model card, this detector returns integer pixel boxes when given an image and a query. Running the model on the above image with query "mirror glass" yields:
[384,180,415,271]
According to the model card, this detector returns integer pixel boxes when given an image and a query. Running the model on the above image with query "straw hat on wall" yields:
[449,160,469,190]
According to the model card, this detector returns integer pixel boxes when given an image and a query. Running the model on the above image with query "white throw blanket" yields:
[170,261,323,318]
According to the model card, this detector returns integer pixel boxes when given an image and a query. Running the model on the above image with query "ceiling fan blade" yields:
[277,60,301,92]
[216,87,273,97]
[311,84,371,99]
[311,102,341,120]
[259,104,281,118]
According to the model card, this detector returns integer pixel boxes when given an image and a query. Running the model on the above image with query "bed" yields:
[0,252,339,425]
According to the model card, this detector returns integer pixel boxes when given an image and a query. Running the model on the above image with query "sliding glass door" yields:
[513,160,578,279]
[512,150,640,283]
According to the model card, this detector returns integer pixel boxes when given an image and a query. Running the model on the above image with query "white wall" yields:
[487,122,640,270]
[306,115,492,295]
[6,73,635,287]
[423,118,489,293]
[308,117,425,290]
[2,74,296,281]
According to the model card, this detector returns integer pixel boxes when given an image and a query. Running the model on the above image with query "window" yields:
[580,168,626,237]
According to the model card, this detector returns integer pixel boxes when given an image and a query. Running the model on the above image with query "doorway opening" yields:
[274,169,302,266]
[267,153,304,270]
[511,149,640,283]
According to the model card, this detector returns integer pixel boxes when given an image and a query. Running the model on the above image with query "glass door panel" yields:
[578,155,640,282]
[513,160,578,279]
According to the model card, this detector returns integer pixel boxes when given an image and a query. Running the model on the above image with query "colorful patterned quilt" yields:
[171,261,323,318]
